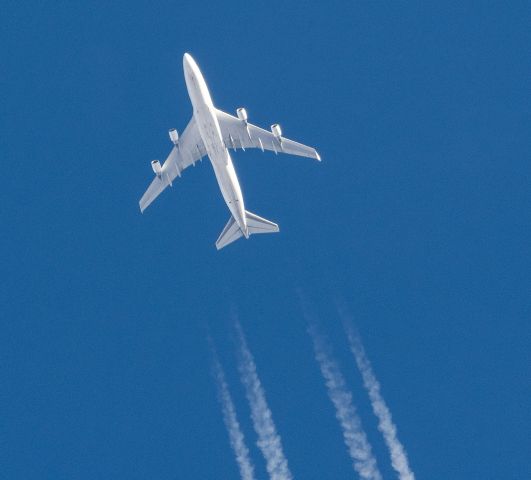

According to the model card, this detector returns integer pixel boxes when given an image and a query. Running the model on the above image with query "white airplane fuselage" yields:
[183,54,249,237]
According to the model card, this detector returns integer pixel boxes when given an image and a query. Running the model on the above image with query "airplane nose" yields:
[183,52,193,69]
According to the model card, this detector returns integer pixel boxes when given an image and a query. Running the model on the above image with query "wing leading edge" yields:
[139,116,206,213]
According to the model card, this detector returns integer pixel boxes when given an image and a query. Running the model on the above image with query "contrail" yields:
[235,322,293,480]
[342,319,415,480]
[210,346,256,480]
[307,322,382,480]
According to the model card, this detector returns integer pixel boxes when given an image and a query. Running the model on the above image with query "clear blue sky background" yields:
[2,1,530,479]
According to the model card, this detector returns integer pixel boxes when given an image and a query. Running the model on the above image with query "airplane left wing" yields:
[139,116,207,213]
[215,109,321,161]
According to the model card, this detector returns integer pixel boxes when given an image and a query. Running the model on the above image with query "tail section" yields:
[215,210,279,250]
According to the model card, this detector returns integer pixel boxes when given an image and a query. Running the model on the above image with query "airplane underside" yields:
[139,53,320,250]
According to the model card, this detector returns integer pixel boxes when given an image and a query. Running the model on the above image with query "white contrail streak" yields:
[307,322,382,480]
[343,321,415,480]
[235,322,293,480]
[211,350,256,480]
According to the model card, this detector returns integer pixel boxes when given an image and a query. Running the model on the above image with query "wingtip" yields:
[315,151,322,162]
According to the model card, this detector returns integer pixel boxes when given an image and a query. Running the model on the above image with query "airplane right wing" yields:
[139,116,207,213]
[215,108,321,161]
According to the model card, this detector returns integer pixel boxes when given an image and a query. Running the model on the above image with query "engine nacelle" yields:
[271,123,282,139]
[237,107,248,123]
[151,160,162,176]
[169,128,179,145]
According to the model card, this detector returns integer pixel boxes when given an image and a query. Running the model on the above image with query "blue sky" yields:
[2,1,530,479]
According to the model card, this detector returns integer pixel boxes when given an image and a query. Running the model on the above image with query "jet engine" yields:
[169,128,179,145]
[151,160,162,176]
[271,123,282,139]
[237,107,248,123]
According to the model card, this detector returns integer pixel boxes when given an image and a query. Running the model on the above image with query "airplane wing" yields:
[215,109,321,161]
[139,116,207,212]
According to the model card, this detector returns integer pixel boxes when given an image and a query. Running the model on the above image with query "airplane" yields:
[139,53,321,250]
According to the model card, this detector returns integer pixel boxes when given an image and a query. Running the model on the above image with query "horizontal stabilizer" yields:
[215,210,279,250]
[215,216,243,250]
[245,211,279,234]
